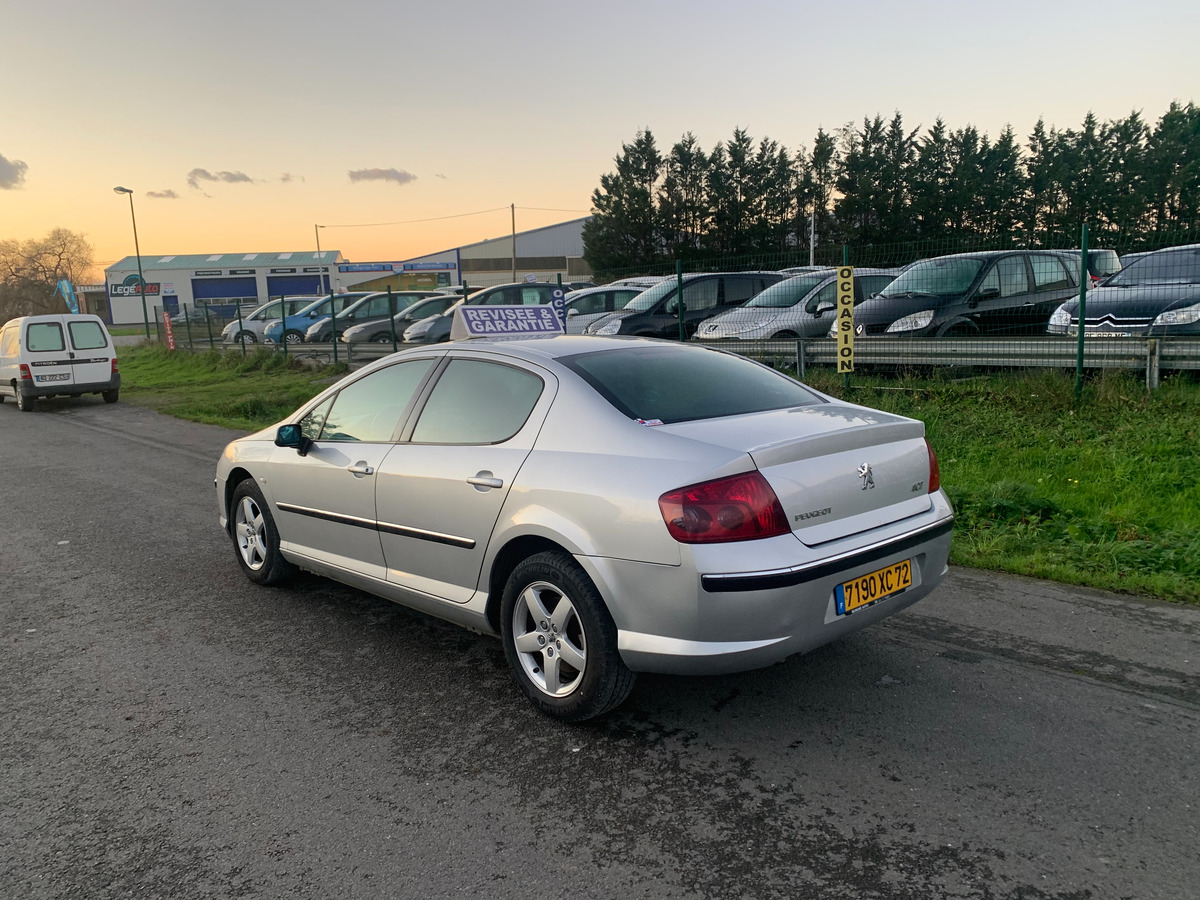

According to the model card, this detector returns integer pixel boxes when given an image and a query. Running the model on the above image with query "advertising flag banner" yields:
[836,266,855,373]
[162,309,177,351]
[56,280,79,314]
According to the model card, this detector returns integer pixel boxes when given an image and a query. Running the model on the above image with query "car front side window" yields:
[318,359,435,443]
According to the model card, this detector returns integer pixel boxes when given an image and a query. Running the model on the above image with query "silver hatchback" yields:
[216,337,953,720]
[697,269,900,341]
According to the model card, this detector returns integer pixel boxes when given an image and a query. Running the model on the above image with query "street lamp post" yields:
[113,186,151,340]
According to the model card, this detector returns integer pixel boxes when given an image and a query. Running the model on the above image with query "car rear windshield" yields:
[622,279,677,312]
[1088,250,1121,277]
[745,272,830,308]
[68,320,109,350]
[26,322,66,352]
[561,345,824,424]
[882,258,984,297]
[1107,248,1200,286]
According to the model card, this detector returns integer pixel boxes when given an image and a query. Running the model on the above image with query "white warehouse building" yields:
[102,217,592,325]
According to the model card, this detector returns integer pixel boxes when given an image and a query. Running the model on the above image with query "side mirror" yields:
[814,302,835,317]
[275,424,313,456]
[567,308,579,318]
[976,286,1001,302]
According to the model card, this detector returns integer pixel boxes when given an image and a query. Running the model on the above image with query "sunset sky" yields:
[1,0,1195,278]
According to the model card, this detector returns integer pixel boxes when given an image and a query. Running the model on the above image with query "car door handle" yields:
[347,462,375,477]
[467,472,504,490]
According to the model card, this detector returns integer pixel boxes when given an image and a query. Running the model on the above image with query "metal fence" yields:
[139,228,1200,392]
[590,224,1200,389]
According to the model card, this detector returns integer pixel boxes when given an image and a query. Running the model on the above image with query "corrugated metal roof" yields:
[106,250,344,272]
[402,217,591,266]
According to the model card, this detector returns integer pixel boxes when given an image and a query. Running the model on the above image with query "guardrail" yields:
[701,336,1200,388]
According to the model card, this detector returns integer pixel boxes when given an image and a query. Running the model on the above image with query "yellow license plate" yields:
[836,559,912,615]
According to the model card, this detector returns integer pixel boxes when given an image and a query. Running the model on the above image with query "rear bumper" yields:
[22,373,120,398]
[577,493,955,675]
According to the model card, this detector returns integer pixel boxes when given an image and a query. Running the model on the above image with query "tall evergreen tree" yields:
[582,129,664,272]
[657,132,710,258]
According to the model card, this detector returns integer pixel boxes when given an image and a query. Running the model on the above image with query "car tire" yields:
[370,333,392,343]
[15,387,35,412]
[283,330,304,345]
[771,331,799,339]
[230,479,295,586]
[102,390,119,404]
[501,551,635,721]
[235,331,257,345]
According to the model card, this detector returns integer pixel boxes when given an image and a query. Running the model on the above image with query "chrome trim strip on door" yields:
[276,501,475,549]
[276,502,377,531]
[376,520,476,549]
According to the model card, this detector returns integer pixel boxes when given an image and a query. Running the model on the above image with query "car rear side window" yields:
[319,358,435,443]
[68,320,109,350]
[26,323,65,352]
[1030,256,1071,291]
[563,346,823,425]
[411,360,543,445]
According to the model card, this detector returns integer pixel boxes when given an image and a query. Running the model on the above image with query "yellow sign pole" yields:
[836,266,855,373]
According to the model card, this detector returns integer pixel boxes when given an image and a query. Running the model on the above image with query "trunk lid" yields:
[24,316,75,387]
[663,402,933,545]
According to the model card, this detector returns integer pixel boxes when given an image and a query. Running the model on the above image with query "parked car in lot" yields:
[215,296,321,344]
[303,291,449,343]
[215,335,953,720]
[404,282,561,344]
[697,268,900,341]
[263,293,374,345]
[584,272,785,339]
[1048,243,1200,337]
[1052,249,1121,287]
[339,294,463,343]
[0,313,120,411]
[845,251,1079,337]
[562,279,666,334]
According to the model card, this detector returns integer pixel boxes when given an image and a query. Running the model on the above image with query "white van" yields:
[0,314,120,412]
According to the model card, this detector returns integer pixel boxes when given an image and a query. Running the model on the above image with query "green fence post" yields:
[1075,223,1089,401]
[184,308,193,349]
[676,260,684,341]
[331,304,339,366]
[235,303,246,357]
[388,286,398,353]
[204,301,215,348]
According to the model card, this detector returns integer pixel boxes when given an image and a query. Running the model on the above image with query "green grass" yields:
[119,347,1200,604]
[119,345,346,432]
[801,368,1200,603]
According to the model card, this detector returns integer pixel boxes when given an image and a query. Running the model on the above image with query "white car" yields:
[563,279,666,334]
[0,314,120,411]
[219,297,322,345]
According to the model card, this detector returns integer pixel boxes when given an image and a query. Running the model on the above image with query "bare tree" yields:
[0,228,95,322]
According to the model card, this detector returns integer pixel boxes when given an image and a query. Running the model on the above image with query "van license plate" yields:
[36,373,70,382]
[835,559,912,615]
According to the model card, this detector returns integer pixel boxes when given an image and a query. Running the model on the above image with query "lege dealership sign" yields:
[109,274,161,297]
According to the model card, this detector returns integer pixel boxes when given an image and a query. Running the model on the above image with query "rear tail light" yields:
[18,364,32,381]
[111,357,119,374]
[925,438,941,493]
[659,471,789,544]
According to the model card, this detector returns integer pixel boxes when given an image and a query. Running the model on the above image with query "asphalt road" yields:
[2,397,1197,900]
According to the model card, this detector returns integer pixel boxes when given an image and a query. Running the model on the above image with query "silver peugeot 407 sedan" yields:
[215,335,953,721]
